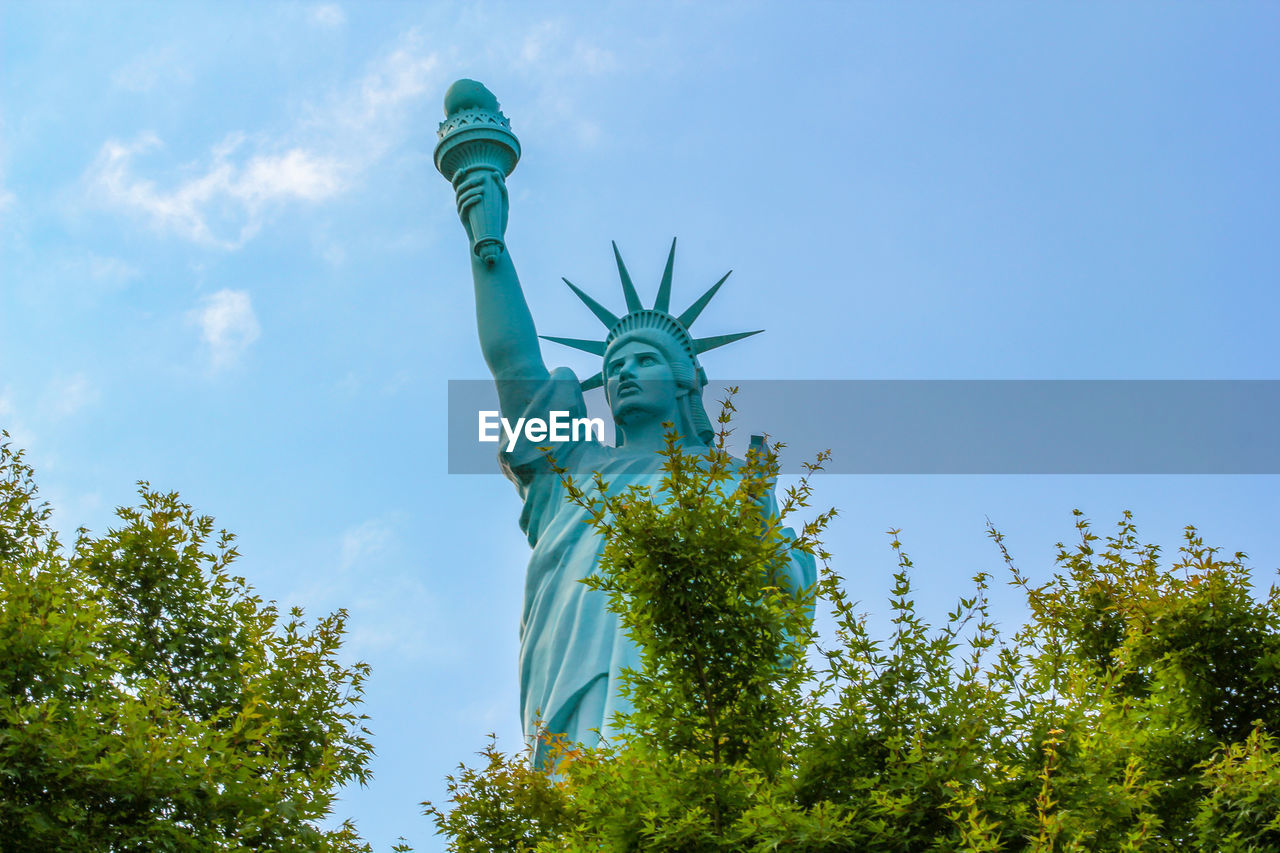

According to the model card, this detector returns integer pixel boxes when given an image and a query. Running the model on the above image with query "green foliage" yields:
[428,420,1280,852]
[573,426,826,786]
[1194,727,1280,851]
[0,436,378,851]
[426,737,570,852]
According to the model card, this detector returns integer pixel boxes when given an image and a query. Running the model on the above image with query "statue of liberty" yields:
[437,80,815,767]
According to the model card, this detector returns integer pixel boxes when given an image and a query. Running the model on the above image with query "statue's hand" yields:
[454,167,509,249]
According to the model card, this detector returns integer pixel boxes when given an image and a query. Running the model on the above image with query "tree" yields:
[0,435,385,851]
[426,416,1280,852]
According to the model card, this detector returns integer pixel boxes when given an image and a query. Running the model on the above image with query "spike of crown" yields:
[541,239,763,392]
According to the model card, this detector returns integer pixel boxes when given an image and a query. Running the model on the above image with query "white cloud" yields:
[326,33,438,140]
[309,3,345,29]
[191,289,260,368]
[84,31,440,249]
[81,16,632,249]
[237,148,344,203]
[86,134,345,248]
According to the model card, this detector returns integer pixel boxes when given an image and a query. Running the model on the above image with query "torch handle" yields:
[453,165,508,266]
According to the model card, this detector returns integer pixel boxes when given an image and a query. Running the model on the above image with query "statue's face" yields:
[605,339,680,425]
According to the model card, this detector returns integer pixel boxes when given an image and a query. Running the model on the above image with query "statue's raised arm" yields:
[435,80,549,419]
[455,170,550,396]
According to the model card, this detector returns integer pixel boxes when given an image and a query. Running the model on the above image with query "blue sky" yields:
[3,3,1278,849]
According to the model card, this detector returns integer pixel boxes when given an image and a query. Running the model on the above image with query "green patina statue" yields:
[436,80,814,767]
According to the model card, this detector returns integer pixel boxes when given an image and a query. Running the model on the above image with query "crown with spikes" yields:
[541,238,763,392]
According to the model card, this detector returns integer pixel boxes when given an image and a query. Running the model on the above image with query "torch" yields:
[434,79,521,266]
